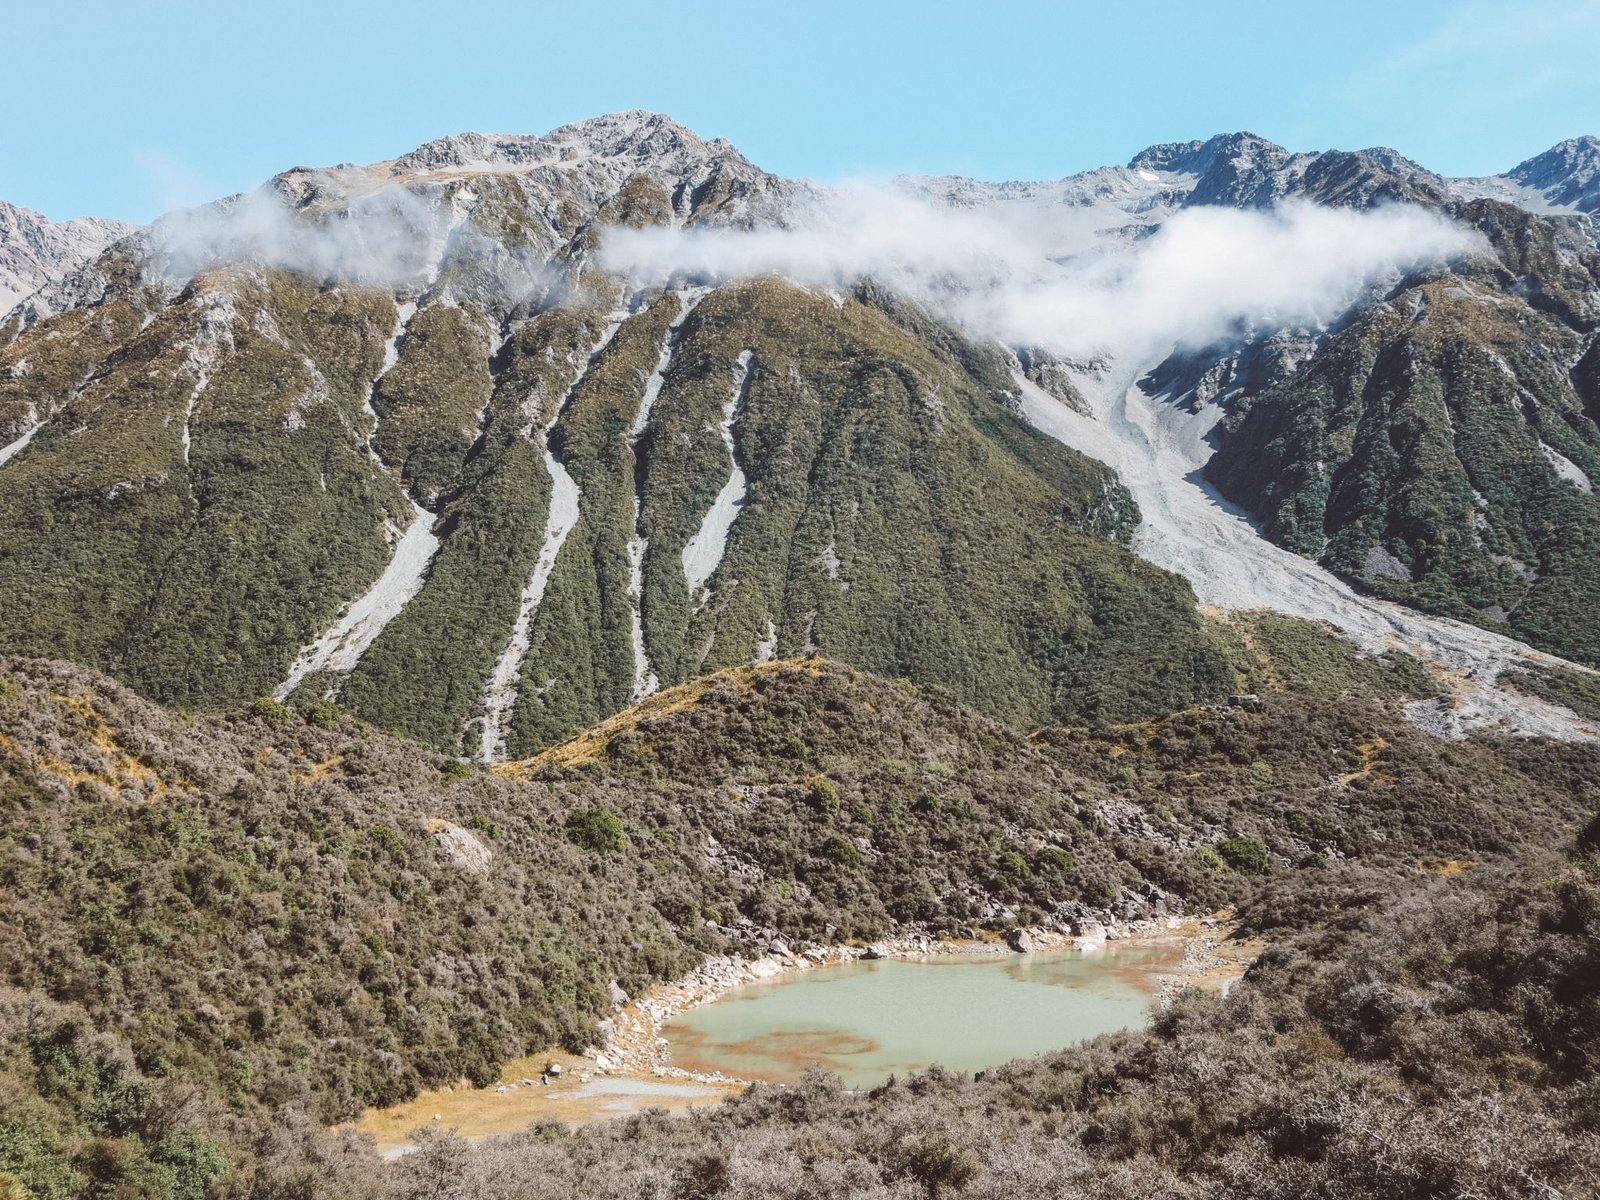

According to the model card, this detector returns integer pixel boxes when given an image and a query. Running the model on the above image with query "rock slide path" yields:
[275,191,490,702]
[680,348,753,598]
[1011,359,1600,741]
[0,418,41,467]
[476,304,634,761]
[274,300,438,701]
[625,288,708,703]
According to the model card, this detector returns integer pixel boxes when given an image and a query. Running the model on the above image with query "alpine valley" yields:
[3,113,1600,1200]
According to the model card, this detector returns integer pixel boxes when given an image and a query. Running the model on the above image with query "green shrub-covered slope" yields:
[0,635,1594,1196]
[0,258,1236,756]
[1210,200,1600,663]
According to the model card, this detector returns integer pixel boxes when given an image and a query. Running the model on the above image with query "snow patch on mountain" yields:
[392,111,755,183]
[1452,137,1600,214]
[1503,136,1600,213]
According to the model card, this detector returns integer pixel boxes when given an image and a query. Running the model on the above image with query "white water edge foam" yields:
[1010,362,1600,742]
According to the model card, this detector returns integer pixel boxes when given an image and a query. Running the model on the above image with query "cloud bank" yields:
[145,183,553,305]
[598,187,1486,360]
[147,185,450,287]
[144,174,1485,363]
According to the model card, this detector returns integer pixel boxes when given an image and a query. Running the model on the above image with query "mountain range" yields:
[4,111,1600,1199]
[2,113,1598,761]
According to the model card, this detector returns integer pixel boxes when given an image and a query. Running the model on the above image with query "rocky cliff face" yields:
[0,198,133,315]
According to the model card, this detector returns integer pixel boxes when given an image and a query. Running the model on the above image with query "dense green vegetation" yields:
[19,184,1599,763]
[1210,202,1600,665]
[0,270,408,709]
[333,306,611,746]
[1220,610,1443,702]
[0,264,1241,757]
[369,302,493,503]
[506,277,1235,756]
[506,291,681,749]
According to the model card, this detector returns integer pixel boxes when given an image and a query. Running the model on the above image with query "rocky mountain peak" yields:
[1508,135,1600,212]
[386,110,748,179]
[1131,134,1445,210]
[1128,132,1286,179]
[0,200,134,316]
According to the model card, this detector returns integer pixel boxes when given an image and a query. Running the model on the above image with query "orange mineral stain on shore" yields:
[349,1051,741,1155]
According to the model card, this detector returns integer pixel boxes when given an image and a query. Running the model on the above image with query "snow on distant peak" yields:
[1128,132,1284,178]
[1450,136,1600,215]
[1507,136,1600,212]
[549,110,747,164]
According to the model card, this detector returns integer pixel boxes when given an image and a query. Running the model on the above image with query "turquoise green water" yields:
[663,943,1179,1087]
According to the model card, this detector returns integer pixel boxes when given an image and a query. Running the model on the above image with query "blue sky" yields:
[6,0,1597,221]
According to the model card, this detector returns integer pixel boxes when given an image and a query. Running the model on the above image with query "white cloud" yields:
[598,186,1485,360]
[145,171,1485,360]
[145,182,556,307]
[147,183,455,288]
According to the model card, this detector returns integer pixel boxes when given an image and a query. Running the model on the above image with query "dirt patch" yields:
[495,658,829,775]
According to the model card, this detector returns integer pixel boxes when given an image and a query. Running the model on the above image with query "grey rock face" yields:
[1508,136,1600,212]
[0,200,134,316]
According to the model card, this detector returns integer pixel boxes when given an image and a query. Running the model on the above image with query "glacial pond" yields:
[663,941,1182,1088]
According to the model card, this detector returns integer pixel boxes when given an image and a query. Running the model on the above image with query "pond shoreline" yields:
[352,913,1259,1153]
[606,912,1257,1084]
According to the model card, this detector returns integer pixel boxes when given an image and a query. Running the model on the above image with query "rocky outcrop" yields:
[0,199,133,317]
